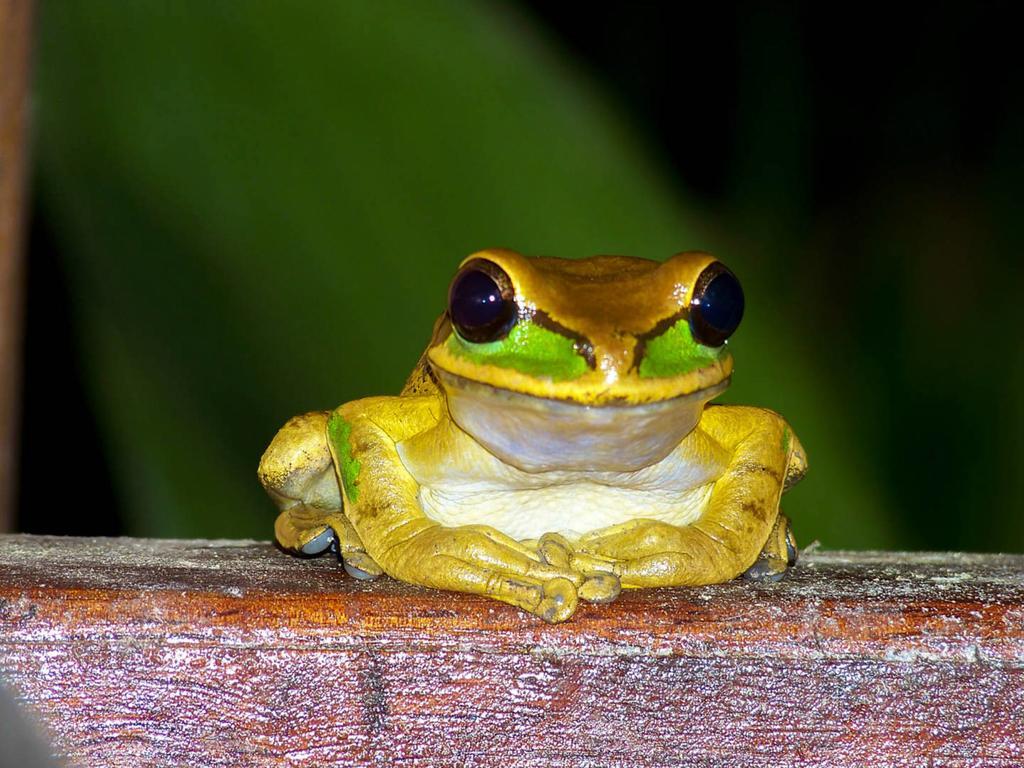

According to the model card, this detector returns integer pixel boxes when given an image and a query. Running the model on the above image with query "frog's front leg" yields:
[568,406,804,588]
[331,396,601,623]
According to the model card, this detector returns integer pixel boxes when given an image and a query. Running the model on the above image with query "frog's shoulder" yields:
[702,403,789,428]
[698,403,792,451]
[701,404,807,486]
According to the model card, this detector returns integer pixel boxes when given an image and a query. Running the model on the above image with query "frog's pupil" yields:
[449,267,515,343]
[691,267,744,347]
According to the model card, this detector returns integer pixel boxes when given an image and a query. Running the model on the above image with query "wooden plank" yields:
[0,535,1022,767]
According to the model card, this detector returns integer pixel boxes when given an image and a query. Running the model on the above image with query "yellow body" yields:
[259,249,807,622]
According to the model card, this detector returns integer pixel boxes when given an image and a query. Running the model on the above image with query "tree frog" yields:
[259,249,807,622]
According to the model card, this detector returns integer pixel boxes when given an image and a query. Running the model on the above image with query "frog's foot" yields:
[537,533,622,604]
[274,505,383,580]
[383,524,591,623]
[742,513,798,583]
[562,519,772,589]
[565,514,798,589]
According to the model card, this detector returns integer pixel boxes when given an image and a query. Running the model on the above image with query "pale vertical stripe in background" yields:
[0,0,34,532]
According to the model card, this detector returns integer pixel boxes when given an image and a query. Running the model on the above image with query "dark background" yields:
[16,1,1023,552]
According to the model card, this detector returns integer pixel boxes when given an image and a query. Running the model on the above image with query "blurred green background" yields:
[16,1,1023,551]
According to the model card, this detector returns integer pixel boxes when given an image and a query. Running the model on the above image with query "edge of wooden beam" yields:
[1,535,1023,767]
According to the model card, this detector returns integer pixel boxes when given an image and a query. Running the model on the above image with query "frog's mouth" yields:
[435,369,729,473]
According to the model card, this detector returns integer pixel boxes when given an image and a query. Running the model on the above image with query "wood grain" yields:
[0,535,1022,767]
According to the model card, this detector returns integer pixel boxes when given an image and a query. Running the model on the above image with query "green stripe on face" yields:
[447,321,588,381]
[327,412,361,502]
[638,317,724,378]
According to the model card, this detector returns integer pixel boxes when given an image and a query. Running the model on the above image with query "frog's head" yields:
[427,249,745,472]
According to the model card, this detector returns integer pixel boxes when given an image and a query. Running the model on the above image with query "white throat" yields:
[435,370,726,473]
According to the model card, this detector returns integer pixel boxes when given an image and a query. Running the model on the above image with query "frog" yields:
[258,249,807,623]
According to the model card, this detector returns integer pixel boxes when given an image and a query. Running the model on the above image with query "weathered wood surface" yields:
[0,535,1022,767]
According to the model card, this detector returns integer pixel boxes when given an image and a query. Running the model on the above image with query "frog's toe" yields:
[275,505,341,555]
[342,551,384,581]
[742,556,788,583]
[538,532,573,569]
[538,532,618,589]
[742,512,797,582]
[300,526,336,556]
[578,573,621,604]
[536,577,578,623]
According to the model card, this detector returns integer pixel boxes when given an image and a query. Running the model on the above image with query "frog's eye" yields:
[689,262,744,347]
[448,260,517,343]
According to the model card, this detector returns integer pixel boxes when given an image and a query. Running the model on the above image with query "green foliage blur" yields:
[23,2,1023,551]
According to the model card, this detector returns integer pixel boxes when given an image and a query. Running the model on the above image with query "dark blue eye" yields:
[448,260,516,343]
[690,263,744,347]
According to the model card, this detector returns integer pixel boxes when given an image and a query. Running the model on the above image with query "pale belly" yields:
[396,415,727,542]
[416,480,714,541]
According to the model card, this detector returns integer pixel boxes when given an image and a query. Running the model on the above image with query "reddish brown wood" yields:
[0,535,1022,767]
